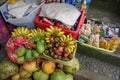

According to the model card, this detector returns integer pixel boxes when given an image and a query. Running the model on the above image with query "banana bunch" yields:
[30,28,45,41]
[99,39,111,50]
[60,34,76,53]
[45,26,64,37]
[99,37,120,50]
[12,27,32,38]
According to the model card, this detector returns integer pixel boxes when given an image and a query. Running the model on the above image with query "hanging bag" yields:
[0,12,10,44]
[0,1,44,28]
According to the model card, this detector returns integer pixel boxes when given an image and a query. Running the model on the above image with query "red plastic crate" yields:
[34,10,85,39]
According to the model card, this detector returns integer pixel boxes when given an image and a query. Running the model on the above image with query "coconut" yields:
[0,60,19,79]
[50,69,65,80]
[33,70,49,80]
[63,57,80,73]
[65,73,73,80]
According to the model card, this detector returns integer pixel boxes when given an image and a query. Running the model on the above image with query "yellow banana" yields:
[54,27,59,33]
[69,34,73,41]
[37,28,41,33]
[58,28,62,32]
[68,45,75,49]
[14,29,19,36]
[33,29,38,34]
[57,31,64,37]
[46,27,53,33]
[21,27,24,34]
[45,38,50,43]
[65,35,70,42]
[24,27,30,35]
[62,35,66,42]
[46,32,52,37]
[50,26,54,31]
[60,36,64,42]
[31,29,37,37]
[16,27,21,35]
[27,33,32,38]
[11,32,16,38]
[67,41,75,45]
[68,45,75,53]
[67,48,71,53]
[37,28,42,35]
[39,29,45,37]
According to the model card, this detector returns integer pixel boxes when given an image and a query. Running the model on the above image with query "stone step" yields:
[73,69,112,80]
[75,53,120,80]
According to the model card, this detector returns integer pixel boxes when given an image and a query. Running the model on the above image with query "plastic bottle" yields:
[65,0,71,4]
[81,0,87,11]
[75,0,82,9]
[61,0,65,3]
[71,0,76,6]
[8,0,17,4]
[86,0,91,12]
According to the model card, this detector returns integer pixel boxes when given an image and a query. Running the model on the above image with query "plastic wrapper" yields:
[78,19,120,52]
[40,3,80,28]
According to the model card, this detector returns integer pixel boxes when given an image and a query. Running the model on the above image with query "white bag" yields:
[40,3,81,27]
[0,2,44,28]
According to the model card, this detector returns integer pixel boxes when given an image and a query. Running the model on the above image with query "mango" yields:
[33,50,40,58]
[15,46,25,57]
[17,56,25,63]
[36,41,45,54]
[25,49,33,61]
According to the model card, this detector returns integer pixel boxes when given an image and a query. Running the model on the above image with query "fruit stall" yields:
[0,0,120,80]
[0,0,82,80]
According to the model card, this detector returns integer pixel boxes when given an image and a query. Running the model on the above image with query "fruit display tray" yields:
[78,19,120,53]
[7,48,35,64]
[42,43,77,66]
[34,10,85,39]
[79,43,115,53]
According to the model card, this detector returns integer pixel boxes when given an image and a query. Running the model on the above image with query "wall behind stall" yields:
[89,0,120,15]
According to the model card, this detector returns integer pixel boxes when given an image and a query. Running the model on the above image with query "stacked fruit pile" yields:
[6,26,76,64]
[11,58,80,80]
[7,27,45,64]
[0,58,80,80]
[44,26,76,61]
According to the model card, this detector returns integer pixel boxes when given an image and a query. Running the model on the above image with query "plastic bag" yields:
[0,2,44,28]
[0,13,10,44]
[40,3,80,28]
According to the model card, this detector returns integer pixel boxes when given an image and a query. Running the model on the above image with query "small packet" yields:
[106,26,118,37]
